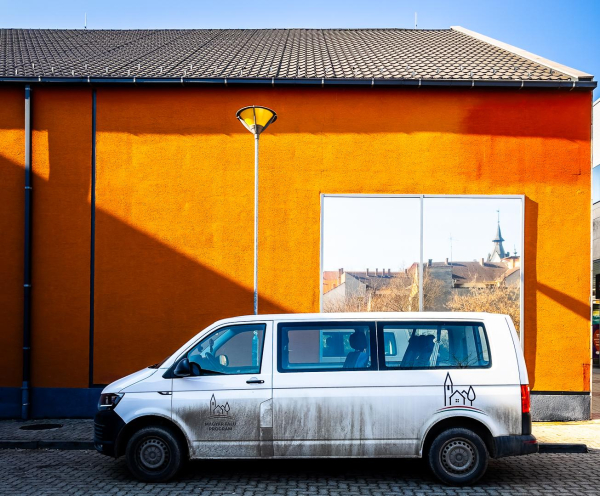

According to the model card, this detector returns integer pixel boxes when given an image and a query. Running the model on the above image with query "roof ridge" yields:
[0,27,452,32]
[451,26,593,81]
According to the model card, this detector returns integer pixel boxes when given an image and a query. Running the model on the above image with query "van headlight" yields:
[98,393,124,410]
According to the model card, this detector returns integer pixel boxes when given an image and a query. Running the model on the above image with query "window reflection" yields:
[322,196,420,313]
[423,198,522,334]
[322,196,523,335]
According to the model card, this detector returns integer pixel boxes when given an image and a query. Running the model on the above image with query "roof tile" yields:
[0,28,578,81]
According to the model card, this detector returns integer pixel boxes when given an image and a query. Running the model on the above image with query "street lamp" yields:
[236,105,277,315]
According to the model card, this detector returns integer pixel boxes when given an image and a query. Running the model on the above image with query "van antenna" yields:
[84,13,87,29]
[415,12,417,29]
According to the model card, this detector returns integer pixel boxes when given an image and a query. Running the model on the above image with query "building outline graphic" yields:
[444,373,476,407]
[209,394,232,419]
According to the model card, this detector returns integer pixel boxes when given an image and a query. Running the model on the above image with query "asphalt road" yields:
[1,449,599,495]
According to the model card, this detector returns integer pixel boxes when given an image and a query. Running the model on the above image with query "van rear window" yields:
[379,322,490,369]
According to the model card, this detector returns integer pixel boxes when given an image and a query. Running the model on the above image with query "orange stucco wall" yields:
[31,88,91,388]
[0,87,25,387]
[0,85,591,394]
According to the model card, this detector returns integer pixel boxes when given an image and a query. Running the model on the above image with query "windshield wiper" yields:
[148,356,169,369]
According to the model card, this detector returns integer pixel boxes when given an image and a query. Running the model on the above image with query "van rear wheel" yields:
[428,427,488,486]
[125,425,185,482]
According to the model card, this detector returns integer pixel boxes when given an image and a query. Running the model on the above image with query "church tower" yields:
[487,212,507,262]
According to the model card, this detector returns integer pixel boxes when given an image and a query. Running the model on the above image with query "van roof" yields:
[215,312,505,324]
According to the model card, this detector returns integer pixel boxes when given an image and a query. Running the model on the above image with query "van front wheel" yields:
[428,428,488,486]
[125,425,184,482]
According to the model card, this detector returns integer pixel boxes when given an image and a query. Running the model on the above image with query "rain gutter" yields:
[0,77,595,90]
[22,84,32,420]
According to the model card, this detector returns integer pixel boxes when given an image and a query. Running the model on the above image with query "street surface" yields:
[1,449,599,495]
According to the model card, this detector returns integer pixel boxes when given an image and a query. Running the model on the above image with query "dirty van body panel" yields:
[417,385,522,449]
[273,384,417,457]
[273,382,520,458]
[272,316,523,458]
[171,321,273,459]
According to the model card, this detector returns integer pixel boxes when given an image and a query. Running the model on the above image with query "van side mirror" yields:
[174,358,191,377]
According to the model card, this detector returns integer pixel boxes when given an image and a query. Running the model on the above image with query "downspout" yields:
[22,84,32,420]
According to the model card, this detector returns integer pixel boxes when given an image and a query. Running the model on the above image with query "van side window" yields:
[187,324,266,375]
[379,322,490,369]
[278,322,376,372]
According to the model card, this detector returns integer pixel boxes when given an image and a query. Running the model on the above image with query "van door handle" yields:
[246,379,264,384]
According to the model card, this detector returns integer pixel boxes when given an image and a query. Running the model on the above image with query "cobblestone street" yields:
[2,449,599,495]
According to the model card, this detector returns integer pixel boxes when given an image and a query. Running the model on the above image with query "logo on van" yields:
[438,373,487,416]
[204,395,237,432]
[208,394,232,419]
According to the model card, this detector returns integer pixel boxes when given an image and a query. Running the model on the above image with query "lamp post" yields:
[236,106,277,315]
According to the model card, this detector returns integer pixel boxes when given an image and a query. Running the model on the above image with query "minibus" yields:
[94,312,537,485]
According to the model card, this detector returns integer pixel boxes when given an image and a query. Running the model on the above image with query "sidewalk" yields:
[0,419,94,449]
[0,417,597,451]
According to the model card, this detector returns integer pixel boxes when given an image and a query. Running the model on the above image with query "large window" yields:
[593,166,600,205]
[188,324,265,375]
[379,322,490,369]
[278,322,376,372]
[321,195,523,336]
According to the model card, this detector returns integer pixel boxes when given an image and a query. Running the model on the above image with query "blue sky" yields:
[322,197,522,272]
[2,0,598,97]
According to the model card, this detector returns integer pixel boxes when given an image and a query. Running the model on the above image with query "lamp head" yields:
[236,106,277,136]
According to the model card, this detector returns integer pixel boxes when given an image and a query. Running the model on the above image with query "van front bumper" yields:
[94,409,126,457]
[493,434,539,458]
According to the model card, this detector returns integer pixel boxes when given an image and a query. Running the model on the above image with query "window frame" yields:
[186,323,268,376]
[375,321,492,371]
[277,321,378,374]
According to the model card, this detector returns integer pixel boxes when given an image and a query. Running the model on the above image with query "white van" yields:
[94,312,537,485]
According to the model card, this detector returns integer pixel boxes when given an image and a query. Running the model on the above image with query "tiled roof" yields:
[429,261,513,285]
[0,27,593,85]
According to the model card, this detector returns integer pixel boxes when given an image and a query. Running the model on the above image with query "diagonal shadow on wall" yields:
[0,154,292,390]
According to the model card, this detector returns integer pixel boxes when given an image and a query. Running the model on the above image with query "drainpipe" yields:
[22,84,32,420]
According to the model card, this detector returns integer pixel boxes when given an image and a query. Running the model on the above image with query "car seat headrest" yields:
[349,331,367,351]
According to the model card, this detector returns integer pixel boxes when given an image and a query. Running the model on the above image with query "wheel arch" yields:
[421,416,496,459]
[115,414,189,459]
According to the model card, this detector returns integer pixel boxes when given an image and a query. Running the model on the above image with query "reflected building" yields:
[323,219,520,312]
[487,217,508,262]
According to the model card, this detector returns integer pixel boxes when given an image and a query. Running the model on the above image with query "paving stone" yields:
[1,449,599,495]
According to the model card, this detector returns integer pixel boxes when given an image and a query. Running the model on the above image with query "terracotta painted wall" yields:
[93,86,591,391]
[30,88,91,388]
[0,85,592,395]
[0,87,25,387]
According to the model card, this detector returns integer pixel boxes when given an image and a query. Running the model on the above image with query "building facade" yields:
[0,27,595,420]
